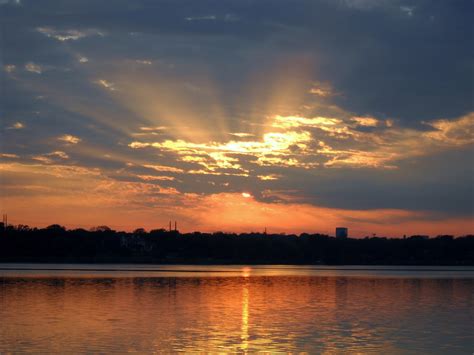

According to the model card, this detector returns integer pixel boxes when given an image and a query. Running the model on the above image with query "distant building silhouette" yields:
[336,227,348,239]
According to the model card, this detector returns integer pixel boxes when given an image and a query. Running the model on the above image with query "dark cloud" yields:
[260,146,474,216]
[3,0,472,119]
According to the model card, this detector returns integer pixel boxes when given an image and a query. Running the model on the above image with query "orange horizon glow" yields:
[2,192,472,237]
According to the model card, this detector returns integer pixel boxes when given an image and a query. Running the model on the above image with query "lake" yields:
[1,264,473,353]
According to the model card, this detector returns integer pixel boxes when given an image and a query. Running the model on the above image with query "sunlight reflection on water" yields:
[0,264,473,353]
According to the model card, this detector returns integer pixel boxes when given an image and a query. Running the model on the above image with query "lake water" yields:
[1,264,473,353]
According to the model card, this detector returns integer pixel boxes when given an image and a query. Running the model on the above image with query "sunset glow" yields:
[1,0,472,236]
[1,2,473,355]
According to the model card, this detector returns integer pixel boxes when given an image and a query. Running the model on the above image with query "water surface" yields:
[1,264,473,353]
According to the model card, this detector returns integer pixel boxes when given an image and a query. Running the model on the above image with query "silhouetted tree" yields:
[90,225,113,232]
[46,224,66,232]
[16,224,31,231]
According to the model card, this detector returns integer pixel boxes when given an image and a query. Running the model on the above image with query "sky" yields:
[1,0,473,236]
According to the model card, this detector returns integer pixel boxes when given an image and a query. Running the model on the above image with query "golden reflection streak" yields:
[241,268,250,352]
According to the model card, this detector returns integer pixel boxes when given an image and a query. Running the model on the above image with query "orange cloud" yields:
[128,112,474,172]
[351,116,379,127]
[423,112,474,146]
[58,134,81,144]
[8,122,25,130]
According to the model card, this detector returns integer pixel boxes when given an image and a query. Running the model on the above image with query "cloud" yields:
[309,82,336,97]
[129,112,474,173]
[272,115,344,130]
[136,175,175,181]
[31,156,54,164]
[32,151,69,164]
[185,15,217,21]
[258,174,280,181]
[317,141,398,169]
[7,122,24,130]
[3,64,16,73]
[47,151,69,159]
[139,126,166,131]
[0,153,19,159]
[130,128,315,174]
[58,134,81,144]
[0,0,21,6]
[25,62,42,74]
[0,161,179,214]
[400,6,415,16]
[423,113,474,146]
[135,60,152,65]
[334,0,396,11]
[95,79,116,91]
[228,133,255,138]
[351,117,379,127]
[143,164,184,173]
[184,14,239,22]
[36,27,105,41]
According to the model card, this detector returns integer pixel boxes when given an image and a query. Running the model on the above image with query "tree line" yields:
[0,223,473,265]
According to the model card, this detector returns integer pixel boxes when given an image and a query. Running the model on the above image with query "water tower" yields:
[335,227,348,239]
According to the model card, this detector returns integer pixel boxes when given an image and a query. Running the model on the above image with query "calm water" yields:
[0,264,473,353]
